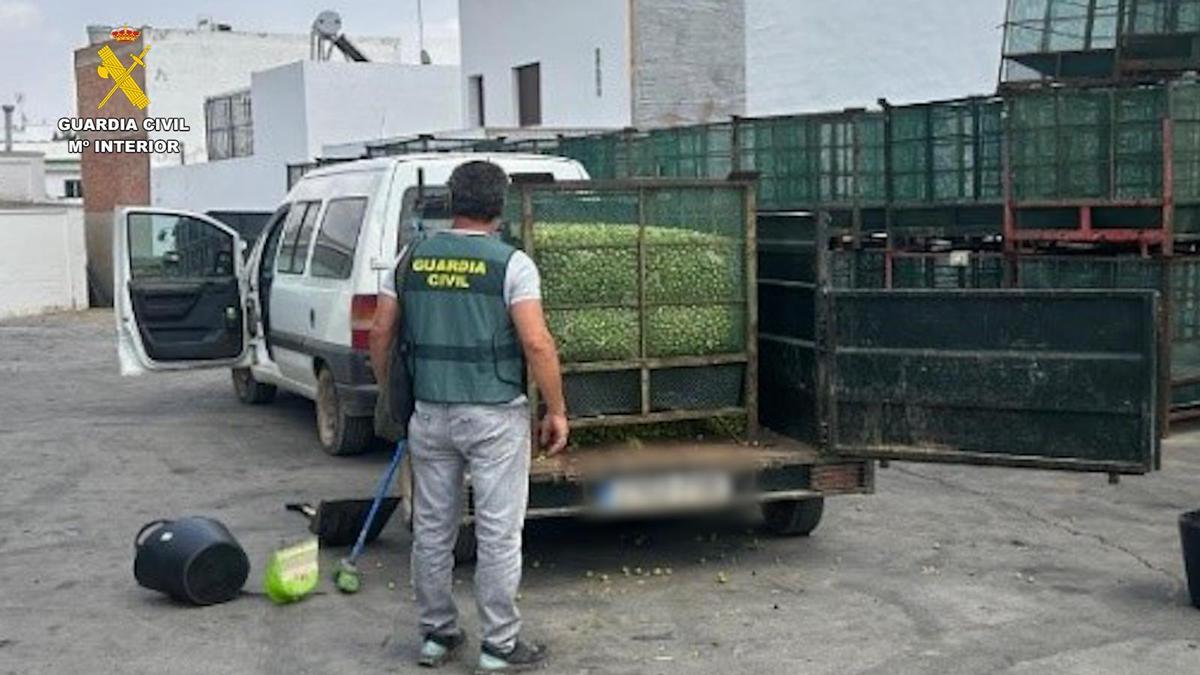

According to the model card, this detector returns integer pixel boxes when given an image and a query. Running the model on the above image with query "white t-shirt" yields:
[379,230,542,306]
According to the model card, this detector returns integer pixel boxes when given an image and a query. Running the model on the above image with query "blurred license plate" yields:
[594,471,734,514]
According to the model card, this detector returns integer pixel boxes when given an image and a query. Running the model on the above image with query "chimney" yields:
[2,104,13,153]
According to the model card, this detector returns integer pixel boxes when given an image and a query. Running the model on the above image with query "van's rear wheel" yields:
[761,497,825,537]
[232,367,276,404]
[315,367,372,456]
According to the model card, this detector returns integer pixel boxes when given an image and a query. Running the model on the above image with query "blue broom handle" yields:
[349,440,407,563]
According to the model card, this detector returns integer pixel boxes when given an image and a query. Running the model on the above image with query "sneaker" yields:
[475,639,547,673]
[418,629,466,668]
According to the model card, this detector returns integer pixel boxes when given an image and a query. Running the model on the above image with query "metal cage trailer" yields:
[501,178,870,534]
[397,179,1163,551]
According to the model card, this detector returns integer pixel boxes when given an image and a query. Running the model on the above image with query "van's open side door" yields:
[114,207,251,375]
[821,290,1159,475]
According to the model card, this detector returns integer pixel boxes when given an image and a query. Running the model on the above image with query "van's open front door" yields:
[823,290,1159,475]
[114,207,250,376]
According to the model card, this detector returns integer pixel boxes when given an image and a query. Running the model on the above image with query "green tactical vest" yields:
[399,232,525,404]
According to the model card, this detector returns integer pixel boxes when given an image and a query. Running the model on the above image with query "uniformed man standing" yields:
[370,160,568,672]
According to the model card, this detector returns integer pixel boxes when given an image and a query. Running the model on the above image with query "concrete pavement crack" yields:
[890,466,1184,586]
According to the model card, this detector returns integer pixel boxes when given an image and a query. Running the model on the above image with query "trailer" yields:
[392,178,876,558]
[404,180,1160,560]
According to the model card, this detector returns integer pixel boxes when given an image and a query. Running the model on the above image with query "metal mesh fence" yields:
[852,114,887,204]
[1008,86,1167,201]
[830,249,885,289]
[1124,0,1200,34]
[647,124,733,179]
[894,254,1006,289]
[828,250,1005,290]
[1001,0,1120,83]
[738,112,885,210]
[651,365,745,411]
[506,181,754,429]
[738,115,820,210]
[1172,82,1200,203]
[1018,256,1164,291]
[563,370,641,418]
[556,134,621,180]
[890,98,1003,203]
[1174,257,1200,342]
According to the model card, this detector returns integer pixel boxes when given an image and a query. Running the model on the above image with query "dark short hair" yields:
[448,160,509,221]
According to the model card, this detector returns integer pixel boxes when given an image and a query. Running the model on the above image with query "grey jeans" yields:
[408,399,531,651]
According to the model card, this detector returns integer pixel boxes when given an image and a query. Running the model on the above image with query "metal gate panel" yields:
[827,290,1158,474]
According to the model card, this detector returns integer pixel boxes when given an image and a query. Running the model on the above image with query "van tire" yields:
[315,366,373,456]
[761,497,825,537]
[232,367,276,404]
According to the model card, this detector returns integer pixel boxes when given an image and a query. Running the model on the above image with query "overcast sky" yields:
[0,0,461,124]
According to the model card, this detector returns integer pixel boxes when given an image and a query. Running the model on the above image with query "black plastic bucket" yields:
[134,517,249,606]
[1181,510,1200,609]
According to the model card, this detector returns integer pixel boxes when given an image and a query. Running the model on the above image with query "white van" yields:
[114,154,588,455]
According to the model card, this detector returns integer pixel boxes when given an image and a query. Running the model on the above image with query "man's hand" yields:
[539,412,569,456]
[511,299,569,455]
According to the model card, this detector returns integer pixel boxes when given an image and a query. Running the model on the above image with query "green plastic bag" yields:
[263,538,320,604]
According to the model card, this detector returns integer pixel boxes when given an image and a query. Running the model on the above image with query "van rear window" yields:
[398,186,453,248]
[311,197,368,279]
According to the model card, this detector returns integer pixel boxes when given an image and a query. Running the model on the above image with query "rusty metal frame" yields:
[1003,98,1177,251]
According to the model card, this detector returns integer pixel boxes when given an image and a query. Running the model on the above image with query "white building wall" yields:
[44,164,79,200]
[12,139,80,201]
[0,205,88,318]
[152,156,272,213]
[248,62,311,166]
[458,0,631,128]
[0,154,46,201]
[152,61,461,213]
[302,62,461,159]
[746,0,1006,116]
[127,26,403,166]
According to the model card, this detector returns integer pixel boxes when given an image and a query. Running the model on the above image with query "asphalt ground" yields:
[1,310,1198,674]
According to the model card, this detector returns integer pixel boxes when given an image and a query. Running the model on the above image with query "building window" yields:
[595,48,602,97]
[64,179,83,198]
[514,62,541,127]
[468,75,486,127]
[205,89,253,160]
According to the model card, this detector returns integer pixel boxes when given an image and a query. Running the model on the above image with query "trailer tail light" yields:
[350,294,378,351]
[811,463,866,493]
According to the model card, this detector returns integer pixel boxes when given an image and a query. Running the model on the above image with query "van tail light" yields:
[350,294,378,351]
